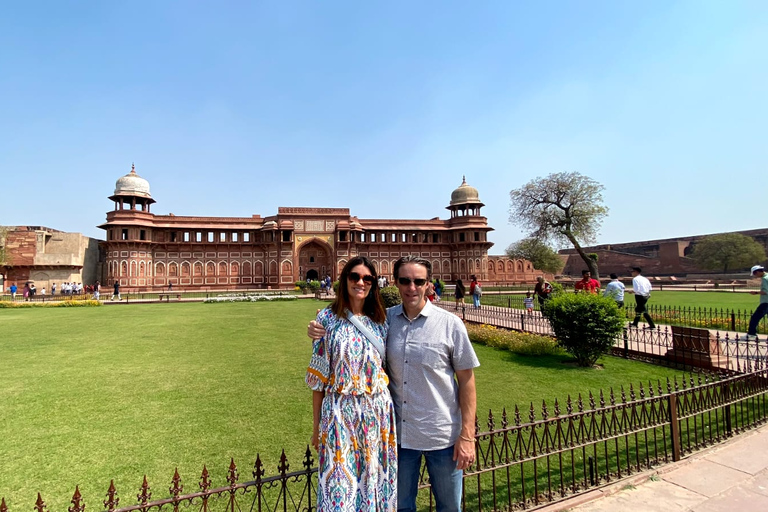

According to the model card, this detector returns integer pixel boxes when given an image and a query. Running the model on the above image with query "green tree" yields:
[509,172,608,280]
[505,238,564,275]
[543,293,624,367]
[690,234,767,273]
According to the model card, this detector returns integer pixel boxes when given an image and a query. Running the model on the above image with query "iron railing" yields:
[4,369,768,512]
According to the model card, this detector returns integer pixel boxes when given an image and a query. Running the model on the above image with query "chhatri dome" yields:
[113,163,154,200]
[449,176,483,206]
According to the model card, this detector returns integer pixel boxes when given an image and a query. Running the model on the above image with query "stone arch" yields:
[507,261,514,272]
[206,261,216,276]
[281,259,292,273]
[139,261,146,277]
[194,261,203,276]
[517,261,523,272]
[337,259,348,275]
[468,259,474,273]
[181,261,190,276]
[130,261,137,277]
[460,260,466,274]
[381,260,389,276]
[298,239,333,280]
[254,260,263,276]
[478,258,483,272]
[432,260,441,274]
[231,262,240,275]
[155,262,165,276]
[242,261,251,276]
[168,262,178,276]
[443,259,451,275]
[269,260,277,275]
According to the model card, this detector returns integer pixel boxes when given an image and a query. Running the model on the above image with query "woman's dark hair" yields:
[331,256,386,324]
[455,279,465,295]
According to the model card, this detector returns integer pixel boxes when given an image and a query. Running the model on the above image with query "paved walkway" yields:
[537,423,768,512]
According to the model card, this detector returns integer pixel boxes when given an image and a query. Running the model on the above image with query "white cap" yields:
[752,265,766,275]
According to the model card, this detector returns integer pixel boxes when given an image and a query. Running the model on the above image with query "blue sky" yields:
[1,1,765,252]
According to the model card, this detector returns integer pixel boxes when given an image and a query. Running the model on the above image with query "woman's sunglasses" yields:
[348,272,376,284]
[397,277,428,287]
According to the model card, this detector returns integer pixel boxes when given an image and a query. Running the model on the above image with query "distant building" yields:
[559,228,768,277]
[0,225,101,291]
[98,165,540,290]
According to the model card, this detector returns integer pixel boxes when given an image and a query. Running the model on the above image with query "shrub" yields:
[308,280,321,292]
[0,300,102,308]
[204,294,297,303]
[464,323,563,356]
[543,293,624,367]
[332,280,340,293]
[295,281,309,293]
[380,286,402,308]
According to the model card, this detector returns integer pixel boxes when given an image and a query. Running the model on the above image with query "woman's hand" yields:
[308,320,327,340]
[311,426,320,451]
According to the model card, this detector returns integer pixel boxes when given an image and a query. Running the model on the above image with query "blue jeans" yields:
[748,303,768,336]
[398,445,462,512]
[472,294,480,308]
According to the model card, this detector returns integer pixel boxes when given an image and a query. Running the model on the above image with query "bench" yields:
[158,293,182,302]
[666,326,726,369]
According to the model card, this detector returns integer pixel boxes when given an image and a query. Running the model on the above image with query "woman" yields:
[454,278,466,307]
[305,257,397,511]
[469,275,481,309]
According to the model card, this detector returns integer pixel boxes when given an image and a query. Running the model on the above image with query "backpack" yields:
[474,284,482,297]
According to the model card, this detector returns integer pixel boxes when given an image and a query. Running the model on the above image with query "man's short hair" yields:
[582,270,590,275]
[632,267,642,273]
[393,255,432,280]
[609,273,618,280]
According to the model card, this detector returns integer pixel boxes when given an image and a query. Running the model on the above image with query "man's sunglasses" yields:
[398,277,428,287]
[348,272,376,284]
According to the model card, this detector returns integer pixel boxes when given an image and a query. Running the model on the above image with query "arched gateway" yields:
[298,240,333,281]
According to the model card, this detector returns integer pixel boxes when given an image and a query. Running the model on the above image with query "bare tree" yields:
[509,172,608,279]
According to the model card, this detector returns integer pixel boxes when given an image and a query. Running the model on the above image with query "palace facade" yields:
[98,166,540,290]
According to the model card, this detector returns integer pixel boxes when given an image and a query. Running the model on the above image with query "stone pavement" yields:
[537,424,768,512]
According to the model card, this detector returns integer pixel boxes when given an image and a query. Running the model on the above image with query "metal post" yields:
[623,328,629,358]
[669,393,681,461]
[731,312,736,332]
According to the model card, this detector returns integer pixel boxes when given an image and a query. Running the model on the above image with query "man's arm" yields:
[453,368,477,470]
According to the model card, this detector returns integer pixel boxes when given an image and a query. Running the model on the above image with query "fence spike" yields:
[501,407,509,429]
[103,481,119,512]
[599,389,605,408]
[199,466,211,492]
[610,387,616,406]
[487,409,495,431]
[137,475,152,506]
[303,446,314,471]
[541,400,549,421]
[553,398,560,416]
[578,394,584,412]
[566,395,573,415]
[529,402,536,423]
[514,405,521,426]
[253,454,265,481]
[68,486,84,512]
[0,497,6,512]
[630,383,636,401]
[278,449,290,475]
[169,468,183,498]
[639,382,646,399]
[35,494,48,512]
[227,458,238,487]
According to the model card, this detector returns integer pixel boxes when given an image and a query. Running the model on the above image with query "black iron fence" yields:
[5,369,768,512]
[478,294,767,335]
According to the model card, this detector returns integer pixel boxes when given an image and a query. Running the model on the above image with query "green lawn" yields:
[0,302,685,510]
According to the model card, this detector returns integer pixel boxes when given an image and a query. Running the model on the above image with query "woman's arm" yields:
[311,390,323,451]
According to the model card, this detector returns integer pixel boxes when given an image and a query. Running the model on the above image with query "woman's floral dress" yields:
[306,307,397,511]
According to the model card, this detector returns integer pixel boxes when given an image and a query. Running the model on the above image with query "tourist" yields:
[575,270,600,294]
[93,281,101,300]
[41,287,46,296]
[469,275,482,308]
[434,278,443,301]
[426,281,436,302]
[23,283,30,301]
[746,265,768,341]
[524,292,534,314]
[603,273,626,308]
[628,267,655,329]
[534,276,553,309]
[308,255,479,512]
[305,257,396,511]
[9,282,17,300]
[112,281,121,301]
[51,282,56,295]
[454,278,466,307]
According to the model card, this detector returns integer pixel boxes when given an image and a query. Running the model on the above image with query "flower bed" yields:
[0,300,102,308]
[204,293,297,303]
[465,323,563,356]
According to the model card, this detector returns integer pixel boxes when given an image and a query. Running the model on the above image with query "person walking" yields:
[534,276,553,310]
[628,267,655,329]
[469,275,482,309]
[575,270,600,294]
[93,281,101,300]
[305,257,396,511]
[746,265,768,341]
[112,281,121,301]
[603,273,626,308]
[10,283,17,300]
[454,278,466,308]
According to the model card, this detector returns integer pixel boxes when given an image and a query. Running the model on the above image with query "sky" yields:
[1,1,766,253]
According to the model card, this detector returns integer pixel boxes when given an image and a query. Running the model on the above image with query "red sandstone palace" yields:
[98,166,539,290]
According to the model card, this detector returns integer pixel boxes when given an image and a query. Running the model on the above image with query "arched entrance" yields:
[298,240,333,282]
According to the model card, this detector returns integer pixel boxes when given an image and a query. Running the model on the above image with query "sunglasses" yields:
[348,272,376,284]
[398,277,428,287]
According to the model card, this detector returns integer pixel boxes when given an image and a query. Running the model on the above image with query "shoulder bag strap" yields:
[346,310,386,364]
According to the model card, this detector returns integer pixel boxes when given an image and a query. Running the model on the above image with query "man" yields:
[112,280,121,301]
[308,255,479,512]
[746,265,768,341]
[627,267,655,329]
[574,270,600,294]
[9,282,17,300]
[603,273,626,308]
[534,276,553,309]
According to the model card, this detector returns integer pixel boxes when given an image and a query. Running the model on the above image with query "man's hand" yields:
[453,436,475,470]
[308,320,327,340]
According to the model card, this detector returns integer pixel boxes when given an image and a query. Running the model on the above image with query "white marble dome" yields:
[450,176,482,206]
[114,164,152,198]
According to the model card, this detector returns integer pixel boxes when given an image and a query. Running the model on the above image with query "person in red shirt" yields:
[574,270,600,294]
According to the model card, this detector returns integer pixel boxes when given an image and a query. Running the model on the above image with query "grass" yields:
[0,301,686,510]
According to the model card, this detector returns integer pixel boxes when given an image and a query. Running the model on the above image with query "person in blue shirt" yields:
[9,283,17,300]
[602,273,625,308]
